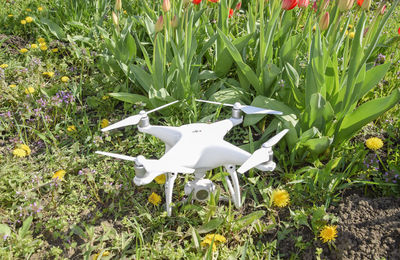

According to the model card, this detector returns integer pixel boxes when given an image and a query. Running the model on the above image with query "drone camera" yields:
[184,179,215,202]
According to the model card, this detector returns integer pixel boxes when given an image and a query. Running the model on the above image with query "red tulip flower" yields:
[228,8,234,18]
[193,0,202,4]
[298,0,309,8]
[398,27,400,35]
[282,0,297,10]
[208,0,219,3]
[357,0,363,6]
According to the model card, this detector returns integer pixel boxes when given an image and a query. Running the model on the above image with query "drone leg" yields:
[165,172,177,216]
[224,165,241,208]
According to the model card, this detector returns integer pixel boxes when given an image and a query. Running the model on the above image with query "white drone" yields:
[96,99,288,216]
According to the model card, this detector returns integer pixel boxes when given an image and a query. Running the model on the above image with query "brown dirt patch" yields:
[0,34,28,54]
[324,194,400,259]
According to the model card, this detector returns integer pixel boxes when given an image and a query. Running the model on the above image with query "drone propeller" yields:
[237,129,289,174]
[101,100,179,132]
[95,151,137,161]
[195,99,282,115]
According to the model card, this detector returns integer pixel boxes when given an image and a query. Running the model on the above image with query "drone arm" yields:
[138,125,182,148]
[210,117,243,138]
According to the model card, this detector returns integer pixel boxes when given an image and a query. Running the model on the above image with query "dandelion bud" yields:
[115,0,122,11]
[298,0,310,8]
[162,0,171,12]
[112,11,119,27]
[361,0,371,10]
[171,15,178,28]
[319,12,330,31]
[338,0,355,11]
[155,15,164,32]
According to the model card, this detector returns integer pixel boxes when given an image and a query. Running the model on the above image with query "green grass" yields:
[1,0,400,259]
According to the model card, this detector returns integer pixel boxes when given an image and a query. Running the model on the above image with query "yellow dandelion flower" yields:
[123,10,127,14]
[365,137,383,151]
[26,8,32,12]
[40,45,48,51]
[154,174,166,184]
[345,30,349,36]
[100,119,109,129]
[13,148,27,158]
[38,7,43,11]
[0,64,8,69]
[43,71,55,78]
[201,234,226,251]
[25,16,33,23]
[31,43,38,49]
[20,144,31,155]
[8,14,14,17]
[52,48,58,53]
[21,20,27,25]
[349,32,355,39]
[20,48,29,54]
[67,125,77,132]
[271,189,290,208]
[92,251,110,260]
[61,76,69,82]
[102,95,109,100]
[348,24,353,29]
[24,87,35,94]
[319,225,337,243]
[38,38,46,44]
[204,234,227,243]
[148,192,161,206]
[39,42,46,47]
[9,84,17,88]
[52,170,66,181]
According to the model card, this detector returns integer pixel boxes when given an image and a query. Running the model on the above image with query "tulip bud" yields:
[112,11,119,27]
[319,12,330,31]
[162,0,170,12]
[361,0,371,10]
[282,0,297,10]
[338,0,354,11]
[298,0,310,8]
[155,15,164,32]
[380,5,386,15]
[235,2,242,10]
[171,15,178,28]
[115,0,122,11]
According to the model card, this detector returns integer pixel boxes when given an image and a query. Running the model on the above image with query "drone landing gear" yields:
[224,165,241,208]
[165,172,177,216]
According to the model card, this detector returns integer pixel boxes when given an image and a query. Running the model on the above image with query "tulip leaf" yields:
[336,89,400,145]
[109,92,149,104]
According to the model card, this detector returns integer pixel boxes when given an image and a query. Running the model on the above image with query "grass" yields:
[1,0,399,259]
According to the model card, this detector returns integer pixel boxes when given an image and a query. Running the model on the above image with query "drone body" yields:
[97,100,288,216]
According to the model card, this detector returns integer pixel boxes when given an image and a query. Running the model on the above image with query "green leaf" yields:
[354,63,390,102]
[39,18,66,40]
[303,136,331,156]
[336,89,400,144]
[232,211,265,231]
[197,218,224,234]
[109,92,149,104]
[0,224,11,237]
[128,64,152,92]
[216,28,260,93]
[191,226,201,248]
[18,216,33,238]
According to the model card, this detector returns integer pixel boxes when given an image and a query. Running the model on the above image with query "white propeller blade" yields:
[237,148,270,174]
[101,115,142,132]
[237,129,289,173]
[101,100,180,132]
[95,151,137,161]
[138,157,195,174]
[262,129,289,148]
[196,99,282,115]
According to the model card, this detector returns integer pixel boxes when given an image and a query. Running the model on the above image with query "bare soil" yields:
[323,193,400,260]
